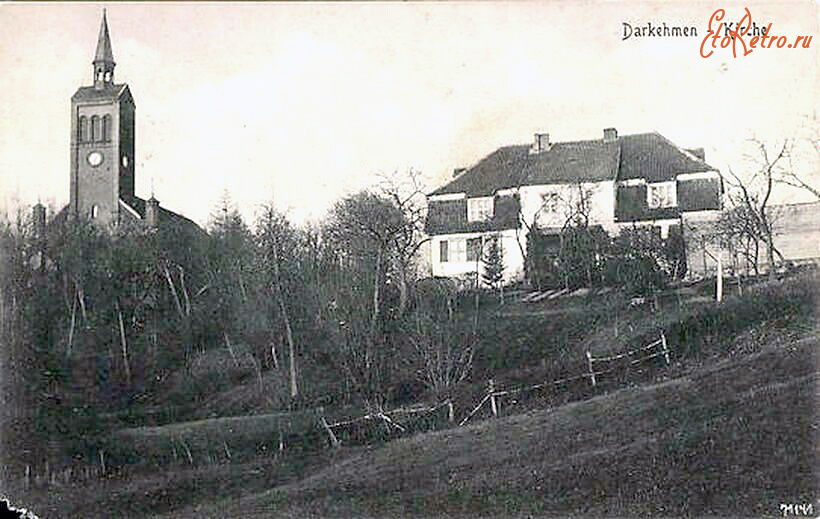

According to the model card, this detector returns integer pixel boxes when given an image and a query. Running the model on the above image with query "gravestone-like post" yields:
[586,351,596,387]
[488,379,498,417]
[661,332,670,366]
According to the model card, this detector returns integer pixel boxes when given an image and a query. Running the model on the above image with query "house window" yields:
[452,239,466,262]
[466,237,482,262]
[647,182,676,208]
[440,239,470,263]
[467,197,494,222]
[541,192,560,213]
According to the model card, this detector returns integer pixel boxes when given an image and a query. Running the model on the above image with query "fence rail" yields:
[460,332,671,426]
[585,332,670,387]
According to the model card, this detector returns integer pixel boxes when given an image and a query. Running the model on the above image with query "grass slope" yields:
[166,334,818,518]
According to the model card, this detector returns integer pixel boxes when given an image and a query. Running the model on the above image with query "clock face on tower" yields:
[87,151,103,167]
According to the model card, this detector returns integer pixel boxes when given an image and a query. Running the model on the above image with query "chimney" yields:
[687,147,706,161]
[32,203,46,238]
[603,128,618,142]
[453,167,467,178]
[533,133,550,153]
[146,196,160,228]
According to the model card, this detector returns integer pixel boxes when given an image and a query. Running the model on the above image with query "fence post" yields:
[99,450,106,475]
[586,351,596,387]
[488,379,498,417]
[318,407,340,449]
[661,332,670,366]
[25,464,30,490]
[716,256,723,303]
[447,399,454,423]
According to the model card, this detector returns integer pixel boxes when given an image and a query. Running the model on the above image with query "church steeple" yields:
[93,10,116,89]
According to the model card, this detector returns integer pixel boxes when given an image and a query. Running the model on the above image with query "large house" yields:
[425,129,723,282]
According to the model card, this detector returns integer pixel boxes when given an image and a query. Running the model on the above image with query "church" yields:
[40,11,200,235]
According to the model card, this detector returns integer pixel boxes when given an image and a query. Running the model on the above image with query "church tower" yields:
[70,11,135,226]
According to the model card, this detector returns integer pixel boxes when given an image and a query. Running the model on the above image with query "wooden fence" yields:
[317,331,674,440]
[459,332,671,426]
[16,334,674,487]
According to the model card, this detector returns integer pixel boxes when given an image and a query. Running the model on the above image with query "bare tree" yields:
[409,315,474,421]
[324,190,415,407]
[779,121,820,200]
[723,139,790,277]
[256,206,300,400]
[376,170,430,317]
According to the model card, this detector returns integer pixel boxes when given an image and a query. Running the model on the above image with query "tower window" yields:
[102,115,111,142]
[78,116,88,142]
[91,115,100,141]
[104,71,111,82]
[89,205,99,219]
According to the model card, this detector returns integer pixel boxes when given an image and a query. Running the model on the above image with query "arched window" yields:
[78,116,88,142]
[102,115,111,142]
[91,115,100,142]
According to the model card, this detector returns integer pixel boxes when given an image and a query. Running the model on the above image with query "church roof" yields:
[72,83,130,103]
[120,196,205,235]
[50,198,204,238]
[94,11,115,64]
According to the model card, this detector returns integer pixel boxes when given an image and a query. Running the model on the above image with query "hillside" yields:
[11,271,818,518]
[161,333,818,518]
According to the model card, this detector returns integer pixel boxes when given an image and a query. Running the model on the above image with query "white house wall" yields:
[431,229,524,283]
[518,181,616,233]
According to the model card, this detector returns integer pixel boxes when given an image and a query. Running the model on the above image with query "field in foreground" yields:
[157,332,818,518]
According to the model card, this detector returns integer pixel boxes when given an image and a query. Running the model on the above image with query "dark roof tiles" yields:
[431,132,716,197]
[618,133,713,182]
[72,84,129,103]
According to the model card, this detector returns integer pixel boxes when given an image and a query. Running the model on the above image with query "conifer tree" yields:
[482,235,504,296]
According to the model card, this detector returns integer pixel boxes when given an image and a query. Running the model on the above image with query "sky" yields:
[0,1,817,228]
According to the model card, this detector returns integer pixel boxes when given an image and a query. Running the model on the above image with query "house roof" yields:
[430,132,716,197]
[72,83,130,103]
[618,133,713,182]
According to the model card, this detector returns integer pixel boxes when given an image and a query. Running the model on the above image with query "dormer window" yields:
[541,192,560,213]
[647,181,677,208]
[467,197,494,222]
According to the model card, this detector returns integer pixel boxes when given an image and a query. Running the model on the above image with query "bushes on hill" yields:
[526,224,687,294]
